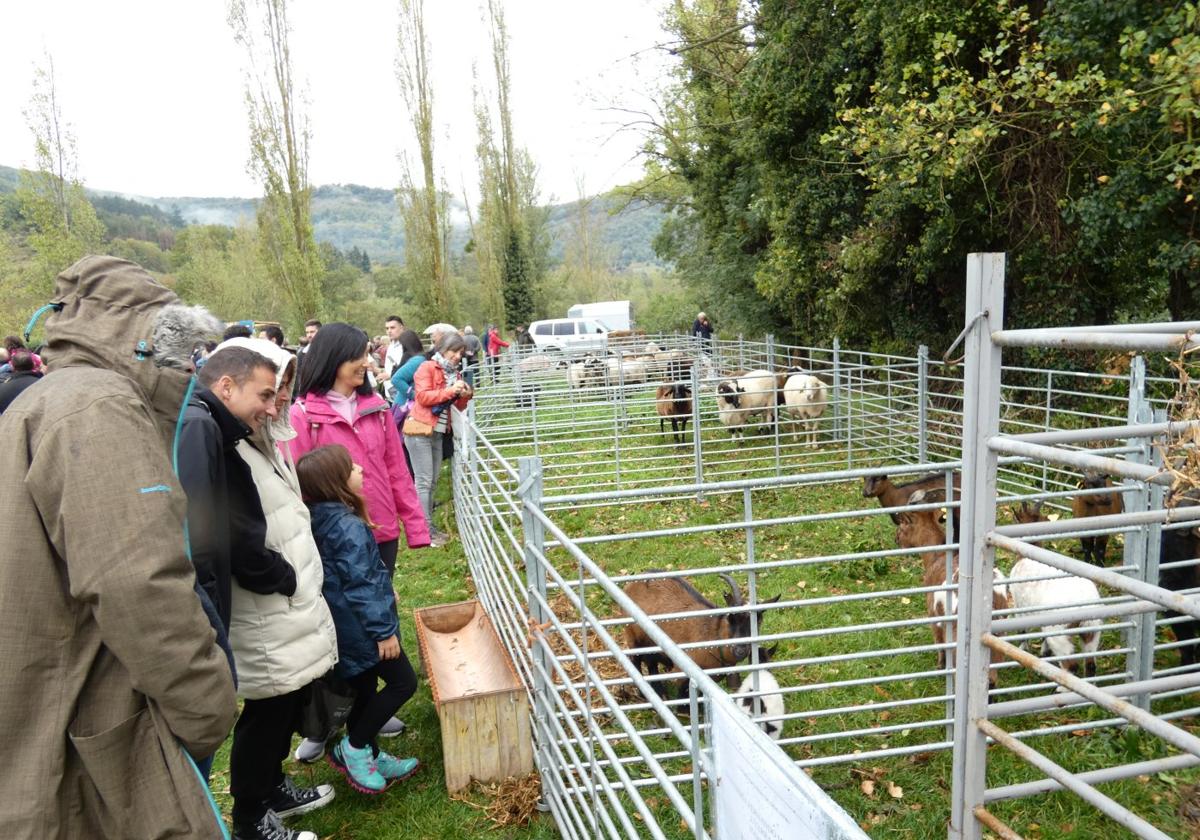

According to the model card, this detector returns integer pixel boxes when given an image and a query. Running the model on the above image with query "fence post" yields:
[517,455,553,806]
[832,337,842,443]
[767,334,781,475]
[917,344,929,463]
[691,358,705,500]
[949,253,1006,840]
[738,333,746,371]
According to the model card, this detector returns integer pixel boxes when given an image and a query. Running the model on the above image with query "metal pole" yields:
[1122,355,1152,709]
[690,360,704,501]
[738,333,745,371]
[767,334,781,476]
[832,337,842,443]
[918,344,929,463]
[518,455,550,799]
[949,252,1006,840]
[1135,410,1167,708]
[1042,371,1052,492]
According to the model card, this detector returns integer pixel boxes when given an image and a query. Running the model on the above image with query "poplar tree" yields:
[228,0,323,322]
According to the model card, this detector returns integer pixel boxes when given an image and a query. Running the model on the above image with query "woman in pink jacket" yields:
[290,323,430,576]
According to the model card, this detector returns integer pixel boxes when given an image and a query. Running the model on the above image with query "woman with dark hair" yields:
[402,332,474,547]
[289,323,429,576]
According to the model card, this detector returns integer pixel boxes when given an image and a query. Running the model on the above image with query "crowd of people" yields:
[0,256,518,840]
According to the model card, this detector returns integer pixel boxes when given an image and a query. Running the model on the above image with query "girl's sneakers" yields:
[328,736,386,794]
[374,750,420,782]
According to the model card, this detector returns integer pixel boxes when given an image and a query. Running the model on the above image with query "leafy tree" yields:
[229,0,324,323]
[396,0,454,322]
[15,54,103,299]
[642,0,1200,353]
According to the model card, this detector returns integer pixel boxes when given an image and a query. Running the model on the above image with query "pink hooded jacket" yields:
[289,390,430,548]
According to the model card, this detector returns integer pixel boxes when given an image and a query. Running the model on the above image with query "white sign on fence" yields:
[711,697,868,840]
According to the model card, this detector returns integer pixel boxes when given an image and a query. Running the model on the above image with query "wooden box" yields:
[414,600,534,792]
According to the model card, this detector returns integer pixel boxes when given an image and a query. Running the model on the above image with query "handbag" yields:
[403,415,433,436]
[296,673,356,743]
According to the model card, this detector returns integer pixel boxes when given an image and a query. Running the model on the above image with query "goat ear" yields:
[908,489,926,504]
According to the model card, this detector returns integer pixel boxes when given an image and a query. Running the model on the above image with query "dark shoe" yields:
[233,809,317,840]
[262,775,335,819]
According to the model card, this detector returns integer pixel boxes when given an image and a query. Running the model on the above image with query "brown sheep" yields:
[896,494,1010,686]
[622,572,780,699]
[1072,473,1123,564]
[655,383,692,444]
[864,471,962,536]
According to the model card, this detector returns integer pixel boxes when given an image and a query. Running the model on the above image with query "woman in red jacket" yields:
[403,333,473,547]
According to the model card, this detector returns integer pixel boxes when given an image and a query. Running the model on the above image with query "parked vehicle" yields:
[567,300,631,331]
[528,318,609,353]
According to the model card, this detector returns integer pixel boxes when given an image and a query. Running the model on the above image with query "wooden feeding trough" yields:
[414,599,534,792]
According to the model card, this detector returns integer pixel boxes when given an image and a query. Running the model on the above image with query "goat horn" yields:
[718,573,743,606]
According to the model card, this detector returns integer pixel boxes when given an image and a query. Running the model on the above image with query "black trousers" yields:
[346,652,418,752]
[377,538,398,578]
[230,689,305,826]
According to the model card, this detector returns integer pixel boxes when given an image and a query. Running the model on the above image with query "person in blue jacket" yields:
[297,444,421,795]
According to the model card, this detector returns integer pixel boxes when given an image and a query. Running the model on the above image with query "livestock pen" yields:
[451,281,1200,837]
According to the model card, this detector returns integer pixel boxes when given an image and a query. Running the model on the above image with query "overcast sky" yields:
[0,0,672,203]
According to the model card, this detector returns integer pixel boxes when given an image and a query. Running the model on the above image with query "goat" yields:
[896,493,1010,686]
[779,373,828,446]
[1010,500,1045,524]
[1160,491,1200,668]
[864,471,962,537]
[1008,557,1102,679]
[622,572,780,698]
[734,646,784,741]
[1072,473,1123,564]
[715,369,778,441]
[655,382,692,444]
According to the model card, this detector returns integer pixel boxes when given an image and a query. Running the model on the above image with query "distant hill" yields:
[0,164,666,270]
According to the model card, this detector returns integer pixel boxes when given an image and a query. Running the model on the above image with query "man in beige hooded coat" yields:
[0,256,238,838]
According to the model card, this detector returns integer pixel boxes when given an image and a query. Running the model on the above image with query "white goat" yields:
[734,669,785,741]
[715,369,779,440]
[780,373,828,446]
[1008,557,1102,679]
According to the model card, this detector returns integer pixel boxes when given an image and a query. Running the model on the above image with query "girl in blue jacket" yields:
[297,444,420,794]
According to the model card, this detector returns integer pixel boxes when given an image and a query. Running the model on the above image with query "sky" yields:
[0,0,673,203]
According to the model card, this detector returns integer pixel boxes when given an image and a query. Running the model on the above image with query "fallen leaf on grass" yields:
[887,781,904,799]
[796,580,807,590]
[900,596,912,605]
[861,780,876,797]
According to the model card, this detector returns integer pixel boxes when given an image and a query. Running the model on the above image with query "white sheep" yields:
[568,355,605,390]
[780,373,828,446]
[1008,557,1102,679]
[605,356,649,386]
[734,668,785,741]
[715,369,779,440]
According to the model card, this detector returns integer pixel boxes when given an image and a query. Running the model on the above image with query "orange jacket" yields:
[409,359,472,429]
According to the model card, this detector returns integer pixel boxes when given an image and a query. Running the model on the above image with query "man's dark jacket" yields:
[177,387,296,631]
[0,371,43,415]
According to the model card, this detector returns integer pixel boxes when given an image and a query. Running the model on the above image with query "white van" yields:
[528,318,609,353]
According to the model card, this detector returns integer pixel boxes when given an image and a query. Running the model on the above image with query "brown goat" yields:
[864,471,962,537]
[622,572,780,698]
[1010,500,1047,525]
[1072,474,1122,564]
[896,497,1010,686]
[655,383,693,444]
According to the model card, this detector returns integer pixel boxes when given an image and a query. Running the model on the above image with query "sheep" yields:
[568,355,606,390]
[655,382,693,444]
[863,471,963,537]
[605,355,650,386]
[622,572,780,699]
[734,646,784,741]
[1007,557,1102,679]
[896,493,1010,686]
[517,353,557,375]
[715,369,779,441]
[1072,473,1123,564]
[779,373,828,446]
